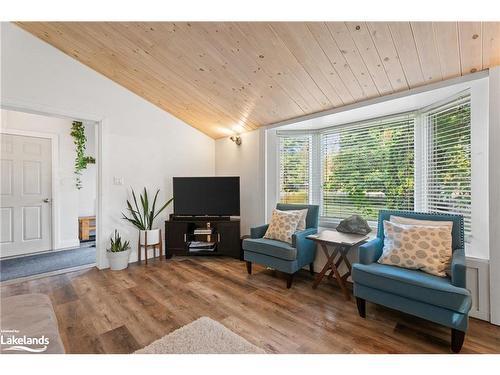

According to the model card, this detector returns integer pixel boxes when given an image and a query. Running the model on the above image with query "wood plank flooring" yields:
[1,257,499,354]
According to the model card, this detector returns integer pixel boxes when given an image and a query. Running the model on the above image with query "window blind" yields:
[278,135,312,204]
[422,95,472,235]
[321,115,415,220]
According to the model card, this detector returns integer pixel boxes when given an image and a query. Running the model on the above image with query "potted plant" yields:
[122,188,173,247]
[106,230,131,270]
[70,121,96,190]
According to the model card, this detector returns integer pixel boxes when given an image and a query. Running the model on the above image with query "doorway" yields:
[1,134,52,257]
[0,109,98,282]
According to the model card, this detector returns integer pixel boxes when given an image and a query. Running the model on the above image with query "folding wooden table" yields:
[307,230,368,300]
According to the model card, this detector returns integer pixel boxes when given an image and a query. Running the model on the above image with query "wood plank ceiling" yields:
[16,22,500,139]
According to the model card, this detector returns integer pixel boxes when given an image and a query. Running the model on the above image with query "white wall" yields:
[215,130,265,235]
[1,109,80,249]
[488,66,500,325]
[78,122,97,218]
[1,22,215,267]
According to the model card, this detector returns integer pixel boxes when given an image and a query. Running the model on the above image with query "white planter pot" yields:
[107,249,131,271]
[139,229,161,246]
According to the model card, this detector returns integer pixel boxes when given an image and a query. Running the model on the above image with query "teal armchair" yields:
[352,210,472,353]
[242,203,319,288]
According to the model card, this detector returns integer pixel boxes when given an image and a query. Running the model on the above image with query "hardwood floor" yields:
[1,257,499,354]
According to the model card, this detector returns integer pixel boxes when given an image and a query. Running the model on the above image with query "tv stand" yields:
[165,214,241,259]
[171,215,232,222]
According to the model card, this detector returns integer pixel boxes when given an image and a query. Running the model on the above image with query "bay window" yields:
[278,94,472,237]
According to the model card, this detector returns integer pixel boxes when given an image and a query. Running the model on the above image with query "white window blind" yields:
[278,135,312,204]
[321,115,415,220]
[422,95,472,235]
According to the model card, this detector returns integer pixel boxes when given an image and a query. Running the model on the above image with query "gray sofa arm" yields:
[250,224,269,239]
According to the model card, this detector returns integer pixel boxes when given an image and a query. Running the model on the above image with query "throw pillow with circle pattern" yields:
[282,209,308,231]
[377,220,453,277]
[264,209,303,244]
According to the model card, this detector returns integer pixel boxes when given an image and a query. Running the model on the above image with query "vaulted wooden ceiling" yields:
[16,22,500,139]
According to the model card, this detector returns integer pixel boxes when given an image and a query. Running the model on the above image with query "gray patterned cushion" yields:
[264,209,302,244]
[378,220,453,277]
[390,215,453,230]
[283,209,308,231]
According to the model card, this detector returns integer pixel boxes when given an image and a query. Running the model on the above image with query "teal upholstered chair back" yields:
[377,210,464,251]
[276,203,319,229]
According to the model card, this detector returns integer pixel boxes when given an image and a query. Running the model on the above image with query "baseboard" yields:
[466,257,490,321]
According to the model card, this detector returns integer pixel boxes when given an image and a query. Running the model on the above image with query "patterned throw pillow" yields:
[390,215,453,231]
[378,220,453,277]
[264,209,303,244]
[283,209,308,231]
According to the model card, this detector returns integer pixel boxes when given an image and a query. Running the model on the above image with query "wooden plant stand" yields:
[138,229,163,264]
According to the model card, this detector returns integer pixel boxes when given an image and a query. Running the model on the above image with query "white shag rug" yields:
[135,317,265,354]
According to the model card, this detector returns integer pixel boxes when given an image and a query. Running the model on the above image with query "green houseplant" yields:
[106,230,131,270]
[122,188,173,247]
[70,121,96,189]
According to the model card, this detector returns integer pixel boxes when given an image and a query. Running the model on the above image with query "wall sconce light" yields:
[230,135,242,145]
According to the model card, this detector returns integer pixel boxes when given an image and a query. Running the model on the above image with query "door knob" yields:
[43,198,51,203]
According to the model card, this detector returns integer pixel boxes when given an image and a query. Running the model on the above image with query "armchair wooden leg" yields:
[246,261,252,275]
[451,329,465,353]
[309,263,315,275]
[286,274,294,289]
[356,297,366,318]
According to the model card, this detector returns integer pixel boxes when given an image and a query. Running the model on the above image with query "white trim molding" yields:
[488,66,500,325]
[466,257,490,321]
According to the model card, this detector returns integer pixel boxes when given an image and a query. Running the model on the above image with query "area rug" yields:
[135,317,265,354]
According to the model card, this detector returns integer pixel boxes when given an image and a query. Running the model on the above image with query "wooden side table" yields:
[138,229,163,264]
[307,230,368,300]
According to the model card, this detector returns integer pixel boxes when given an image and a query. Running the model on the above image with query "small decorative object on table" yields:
[336,214,371,235]
[106,229,131,270]
[122,187,173,263]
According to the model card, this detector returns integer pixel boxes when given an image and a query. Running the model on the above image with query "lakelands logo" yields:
[1,329,49,353]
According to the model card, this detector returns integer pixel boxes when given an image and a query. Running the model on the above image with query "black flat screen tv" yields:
[173,177,240,216]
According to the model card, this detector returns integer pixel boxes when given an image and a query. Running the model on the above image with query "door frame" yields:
[1,99,105,269]
[0,128,59,252]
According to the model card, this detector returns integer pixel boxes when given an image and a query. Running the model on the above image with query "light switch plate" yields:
[113,176,124,185]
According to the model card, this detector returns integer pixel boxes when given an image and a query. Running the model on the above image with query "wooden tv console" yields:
[165,215,241,259]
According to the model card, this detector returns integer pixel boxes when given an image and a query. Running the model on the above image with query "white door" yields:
[1,133,52,258]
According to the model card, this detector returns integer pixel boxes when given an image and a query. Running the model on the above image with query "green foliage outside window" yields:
[323,122,415,220]
[428,103,471,232]
[279,137,310,204]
